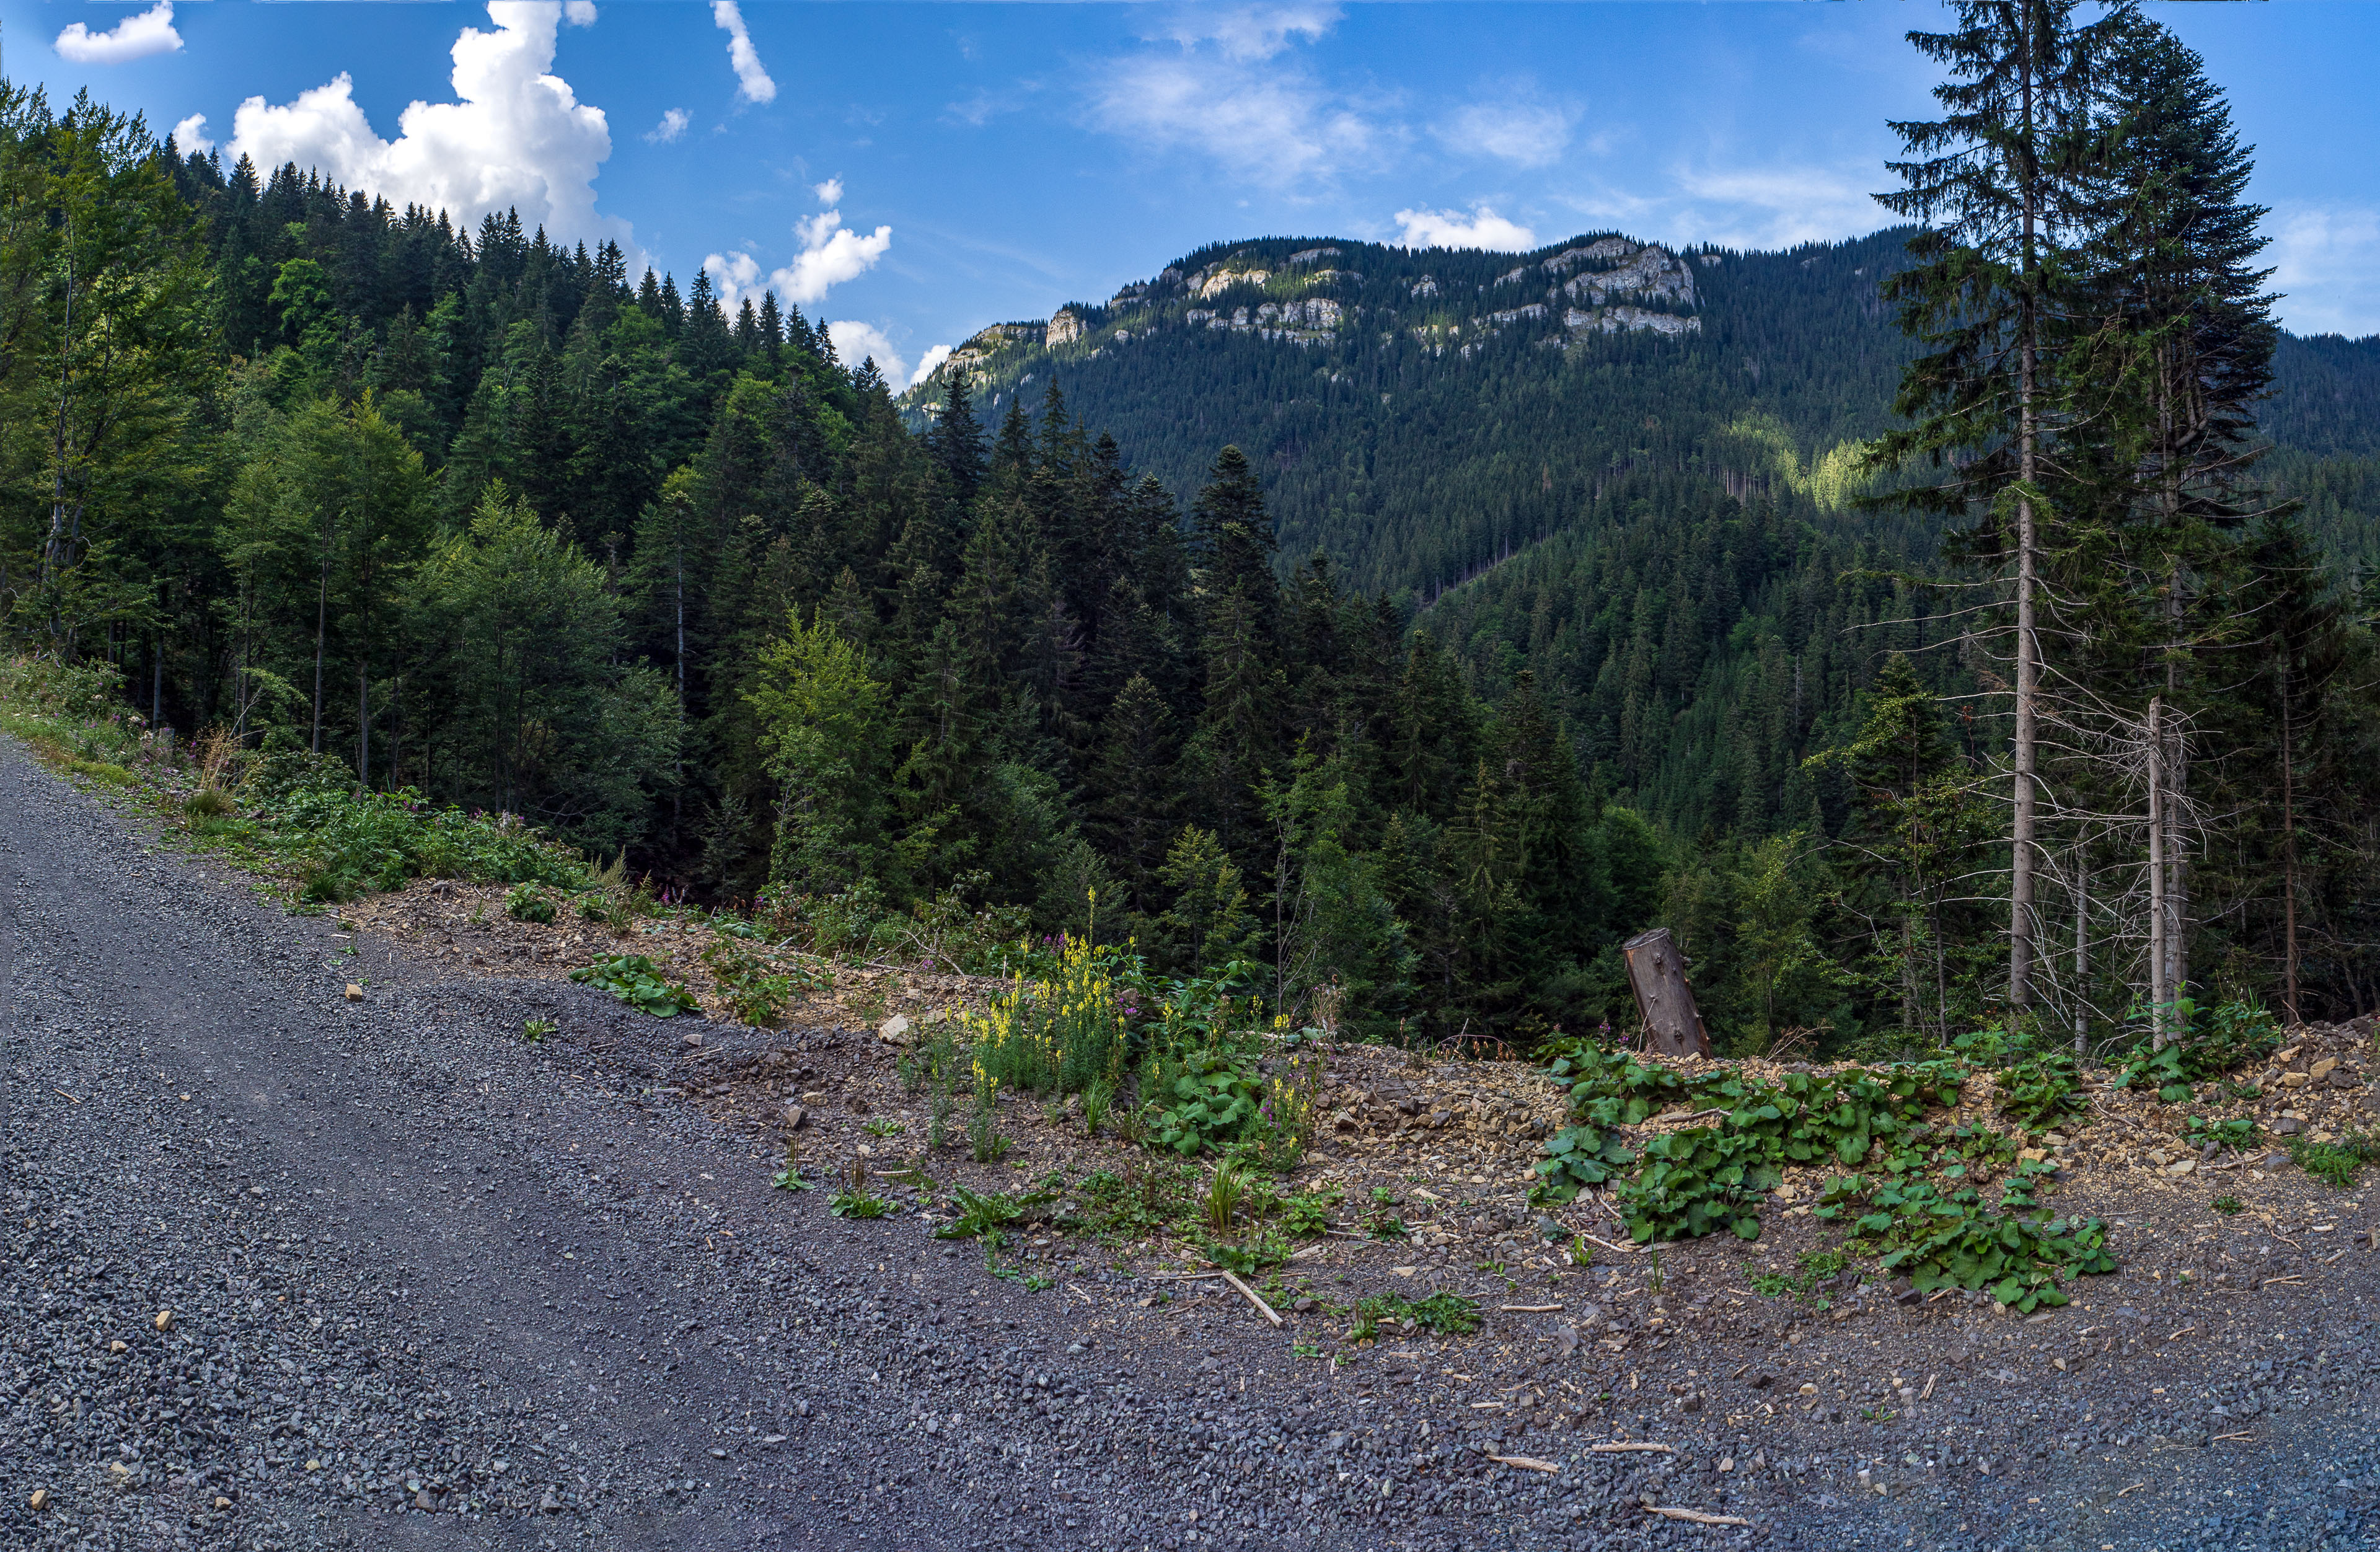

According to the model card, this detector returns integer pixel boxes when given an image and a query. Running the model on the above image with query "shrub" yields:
[505,882,557,924]
[960,931,1130,1095]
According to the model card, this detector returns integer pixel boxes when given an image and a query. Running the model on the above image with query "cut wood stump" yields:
[1622,928,1710,1058]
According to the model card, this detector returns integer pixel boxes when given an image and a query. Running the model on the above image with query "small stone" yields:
[108,1339,126,1352]
[1535,1215,1564,1240]
[708,1448,728,1459]
[539,1488,563,1513]
[2165,1158,2197,1176]
[2273,1118,2305,1137]
[878,1013,913,1046]
[681,1031,704,1049]
[780,1103,808,1131]
[344,983,362,1001]
[212,1497,229,1509]
[1292,1297,1315,1313]
[1892,1286,1921,1307]
[1555,1324,1579,1356]
[154,1309,173,1331]
[415,1488,439,1510]
[29,1489,49,1512]
[2311,1057,2338,1080]
[2281,1072,2312,1090]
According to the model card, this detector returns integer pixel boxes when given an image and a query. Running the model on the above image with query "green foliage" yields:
[699,938,811,1026]
[2109,999,2283,1102]
[829,1189,890,1219]
[2287,1132,2380,1189]
[1344,1291,1481,1341]
[568,953,699,1018]
[1952,1025,2087,1132]
[1815,1166,2115,1313]
[1530,1124,1636,1205]
[2184,1114,2259,1154]
[1616,1127,1781,1242]
[1143,1048,1267,1157]
[1749,1248,1853,1307]
[505,882,557,924]
[1278,1186,1342,1238]
[2211,1195,2243,1215]
[966,1078,1011,1163]
[521,1017,556,1043]
[935,1184,1050,1240]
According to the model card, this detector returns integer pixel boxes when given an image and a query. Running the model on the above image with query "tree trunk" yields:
[2280,663,2301,1023]
[2073,853,2089,1053]
[2008,25,2042,1014]
[2148,695,2169,1049]
[1623,928,1711,1058]
[311,557,329,754]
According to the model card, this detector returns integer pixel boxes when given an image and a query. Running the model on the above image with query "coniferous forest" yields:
[4,1,2379,1056]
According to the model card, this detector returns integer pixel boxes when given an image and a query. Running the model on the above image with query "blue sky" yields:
[10,1,2376,387]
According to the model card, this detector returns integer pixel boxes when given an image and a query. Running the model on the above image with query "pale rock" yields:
[878,1013,914,1047]
[1046,309,1084,347]
[345,983,363,1001]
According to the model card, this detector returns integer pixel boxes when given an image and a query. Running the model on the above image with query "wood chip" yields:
[1589,1441,1674,1454]
[1502,1303,1562,1313]
[2116,1481,2147,1496]
[2166,1326,2198,1340]
[1488,1454,1559,1473]
[2262,1276,2304,1287]
[1920,1372,1936,1401]
[1644,1506,1750,1526]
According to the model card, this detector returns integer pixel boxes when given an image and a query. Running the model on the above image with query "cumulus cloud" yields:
[646,107,690,144]
[563,0,596,24]
[703,185,892,319]
[821,320,941,390]
[1441,97,1576,169]
[2267,204,2380,337]
[712,1,777,105]
[1394,205,1536,252]
[226,2,630,254]
[55,0,182,66]
[910,342,953,386]
[170,113,213,157]
[813,177,844,206]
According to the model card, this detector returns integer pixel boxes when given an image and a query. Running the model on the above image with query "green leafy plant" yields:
[2184,1114,2259,1153]
[1616,1127,1781,1242]
[1279,1186,1342,1238]
[772,1164,814,1191]
[1750,1247,1851,1307]
[569,953,700,1017]
[1345,1291,1481,1341]
[967,1078,1011,1164]
[2287,1131,2380,1189]
[1816,1168,2113,1312]
[2211,1195,2243,1215]
[1530,1123,1637,1205]
[505,881,557,924]
[829,1158,891,1219]
[936,1184,1051,1240]
[1144,1049,1266,1156]
[1081,1077,1114,1137]
[863,1117,906,1138]
[521,1016,557,1043]
[700,938,811,1026]
[1204,1157,1248,1236]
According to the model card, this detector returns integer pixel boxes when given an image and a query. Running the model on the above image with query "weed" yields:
[1646,1246,1665,1295]
[863,1117,906,1138]
[1250,1052,1326,1171]
[1615,1127,1780,1242]
[183,786,233,819]
[2184,1115,2259,1154]
[569,954,700,1018]
[1144,1048,1267,1157]
[521,1017,557,1043]
[935,1184,1050,1240]
[1346,1291,1481,1341]
[967,1077,1011,1164]
[2211,1195,2244,1215]
[1530,1123,1636,1206]
[1748,1248,1850,1307]
[1023,1274,1056,1292]
[1203,1231,1292,1275]
[1279,1186,1343,1238]
[1817,1170,2113,1312]
[959,928,1131,1095]
[505,882,557,924]
[2287,1131,2380,1188]
[1204,1158,1248,1237]
[1292,1341,1320,1360]
[700,938,811,1026]
[829,1158,891,1219]
[772,1164,814,1191]
[1081,1077,1114,1137]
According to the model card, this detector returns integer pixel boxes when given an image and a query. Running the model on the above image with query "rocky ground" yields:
[7,742,2380,1551]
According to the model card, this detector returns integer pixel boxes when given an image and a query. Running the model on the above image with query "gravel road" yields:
[6,739,2379,1552]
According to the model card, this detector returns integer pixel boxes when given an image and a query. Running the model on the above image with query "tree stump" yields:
[1622,928,1710,1058]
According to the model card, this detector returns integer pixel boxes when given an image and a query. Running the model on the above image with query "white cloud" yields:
[1441,98,1575,169]
[1088,57,1381,188]
[1548,159,1884,256]
[1147,2,1339,63]
[55,0,182,66]
[813,177,844,206]
[226,2,630,254]
[2267,204,2380,338]
[712,0,777,105]
[563,0,596,24]
[910,342,953,386]
[170,113,213,157]
[1394,205,1536,252]
[777,210,892,304]
[646,107,690,144]
[824,320,923,388]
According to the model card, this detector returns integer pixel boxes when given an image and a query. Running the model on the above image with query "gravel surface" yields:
[6,739,2379,1551]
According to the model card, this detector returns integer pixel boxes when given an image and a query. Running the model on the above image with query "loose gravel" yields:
[5,740,2378,1551]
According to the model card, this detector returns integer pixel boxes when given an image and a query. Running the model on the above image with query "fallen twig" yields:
[2211,1431,2255,1442]
[1216,1268,1283,1326]
[1488,1454,1559,1473]
[1644,1507,1749,1527]
[1588,1442,1673,1455]
[2261,1276,2304,1287]
[53,1087,81,1104]
[1502,1303,1562,1313]
[1147,1271,1227,1282]
[1579,1232,1641,1258]
[2166,1326,2198,1340]
[2116,1481,2146,1497]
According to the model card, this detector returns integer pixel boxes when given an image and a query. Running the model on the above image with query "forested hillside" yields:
[2,0,2378,1060]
